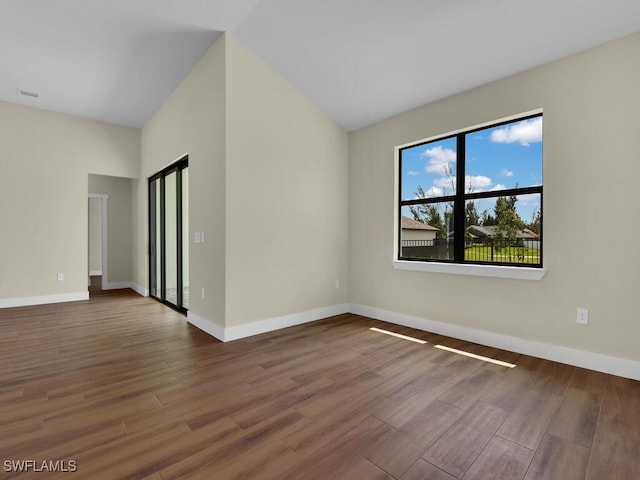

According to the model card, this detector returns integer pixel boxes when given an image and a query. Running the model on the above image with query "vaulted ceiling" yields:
[3,0,639,131]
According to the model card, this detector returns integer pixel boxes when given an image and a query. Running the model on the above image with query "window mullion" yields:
[454,133,466,261]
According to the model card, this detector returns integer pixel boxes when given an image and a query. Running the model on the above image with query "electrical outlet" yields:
[57,272,64,281]
[335,279,340,289]
[201,287,206,300]
[577,307,588,325]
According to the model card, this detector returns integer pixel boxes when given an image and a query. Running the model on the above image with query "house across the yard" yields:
[401,215,439,242]
[467,225,540,250]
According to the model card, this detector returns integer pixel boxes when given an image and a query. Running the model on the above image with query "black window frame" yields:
[149,155,189,314]
[398,113,543,268]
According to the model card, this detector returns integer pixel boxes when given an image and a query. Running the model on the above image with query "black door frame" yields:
[148,156,188,314]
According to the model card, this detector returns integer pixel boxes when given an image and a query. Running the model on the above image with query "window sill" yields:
[392,260,546,280]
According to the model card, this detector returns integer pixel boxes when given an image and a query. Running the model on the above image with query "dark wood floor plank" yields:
[462,436,534,480]
[366,400,464,478]
[595,381,640,442]
[586,426,640,480]
[524,433,590,480]
[586,380,640,479]
[531,360,576,395]
[547,387,601,447]
[335,458,395,480]
[438,366,505,410]
[496,389,563,450]
[400,459,457,480]
[1,290,639,479]
[373,380,452,428]
[282,391,383,456]
[570,367,608,395]
[422,401,508,478]
[279,416,394,480]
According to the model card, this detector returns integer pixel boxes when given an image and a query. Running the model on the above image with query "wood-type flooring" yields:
[1,289,638,479]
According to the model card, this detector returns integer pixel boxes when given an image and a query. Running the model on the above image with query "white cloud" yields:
[407,171,420,176]
[490,184,507,191]
[434,177,455,189]
[490,117,542,146]
[431,175,493,194]
[518,193,540,205]
[425,186,444,197]
[466,175,492,191]
[500,168,514,177]
[422,146,456,173]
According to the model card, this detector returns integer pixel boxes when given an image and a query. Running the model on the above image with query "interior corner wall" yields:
[0,101,140,305]
[224,35,350,328]
[130,178,147,295]
[140,34,227,326]
[88,197,103,274]
[349,32,640,363]
[88,174,133,286]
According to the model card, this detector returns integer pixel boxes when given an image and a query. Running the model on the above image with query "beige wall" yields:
[225,35,350,327]
[349,32,640,362]
[88,174,133,285]
[0,101,140,302]
[140,35,227,324]
[140,33,349,330]
[88,197,103,274]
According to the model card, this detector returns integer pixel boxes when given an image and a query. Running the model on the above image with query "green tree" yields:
[527,208,541,236]
[408,186,445,237]
[493,194,524,260]
[465,201,480,226]
[481,210,496,226]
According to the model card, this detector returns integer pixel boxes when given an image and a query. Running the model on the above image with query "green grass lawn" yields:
[464,245,541,264]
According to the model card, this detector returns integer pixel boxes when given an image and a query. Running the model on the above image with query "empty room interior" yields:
[1,1,640,479]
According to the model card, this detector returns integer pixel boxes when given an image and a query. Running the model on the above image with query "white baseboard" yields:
[103,281,133,291]
[187,311,225,341]
[224,304,350,342]
[0,292,89,309]
[89,270,102,276]
[131,283,149,297]
[187,304,350,343]
[349,303,640,381]
[101,281,147,296]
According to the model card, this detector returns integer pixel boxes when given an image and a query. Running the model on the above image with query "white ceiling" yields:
[2,0,640,131]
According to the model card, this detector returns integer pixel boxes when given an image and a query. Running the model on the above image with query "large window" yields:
[398,113,542,267]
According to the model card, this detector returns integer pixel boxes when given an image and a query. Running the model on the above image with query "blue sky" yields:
[401,116,543,224]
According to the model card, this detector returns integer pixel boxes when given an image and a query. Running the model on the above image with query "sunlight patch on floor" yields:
[435,344,516,368]
[369,326,516,368]
[369,327,427,344]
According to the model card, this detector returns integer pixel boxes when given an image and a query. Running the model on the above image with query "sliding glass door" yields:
[149,157,189,313]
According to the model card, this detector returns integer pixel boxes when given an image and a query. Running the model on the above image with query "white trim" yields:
[103,281,134,291]
[224,304,350,342]
[187,311,225,341]
[349,303,640,381]
[187,304,350,343]
[0,292,89,309]
[131,283,149,297]
[393,260,546,280]
[89,270,102,276]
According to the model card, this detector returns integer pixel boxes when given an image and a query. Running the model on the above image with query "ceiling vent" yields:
[17,88,39,98]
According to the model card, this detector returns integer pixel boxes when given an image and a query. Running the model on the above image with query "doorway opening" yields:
[88,194,108,295]
[149,156,189,313]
